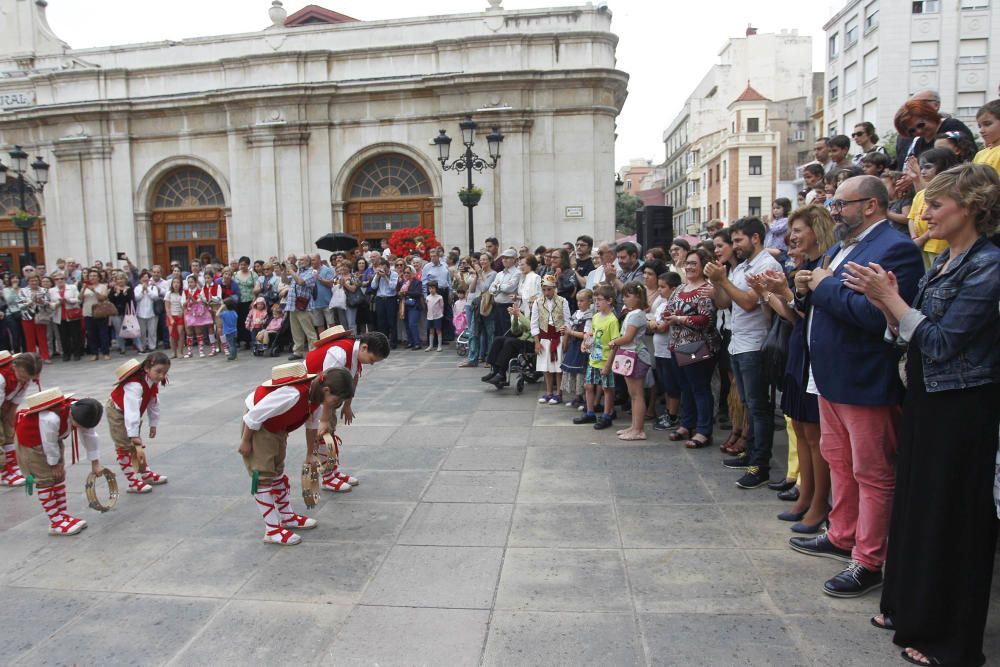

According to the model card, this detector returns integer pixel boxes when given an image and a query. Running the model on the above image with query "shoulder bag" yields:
[760,313,793,389]
[60,287,83,321]
[611,349,638,376]
[479,291,494,316]
[674,340,714,367]
[120,303,141,339]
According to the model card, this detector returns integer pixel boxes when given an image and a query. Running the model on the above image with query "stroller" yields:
[455,330,471,358]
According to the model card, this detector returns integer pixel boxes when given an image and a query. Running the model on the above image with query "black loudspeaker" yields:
[638,205,673,252]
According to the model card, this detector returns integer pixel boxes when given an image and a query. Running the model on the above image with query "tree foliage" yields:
[615,193,644,233]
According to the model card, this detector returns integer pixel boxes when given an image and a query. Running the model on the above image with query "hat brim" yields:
[22,393,74,414]
[0,356,12,368]
[112,363,144,385]
[310,330,354,348]
[262,373,316,388]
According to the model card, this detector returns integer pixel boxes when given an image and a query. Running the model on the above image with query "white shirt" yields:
[530,297,572,336]
[518,272,541,306]
[243,385,319,431]
[39,410,100,465]
[122,376,161,438]
[0,374,29,405]
[728,249,783,355]
[806,220,887,395]
[133,283,160,319]
[585,265,607,290]
[652,301,671,358]
[491,267,522,304]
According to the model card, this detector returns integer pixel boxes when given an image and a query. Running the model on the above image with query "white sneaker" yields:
[425,345,433,352]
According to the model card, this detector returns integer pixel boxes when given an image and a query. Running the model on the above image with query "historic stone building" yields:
[0,0,627,270]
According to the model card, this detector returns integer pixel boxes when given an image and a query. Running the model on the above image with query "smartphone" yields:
[116,252,126,260]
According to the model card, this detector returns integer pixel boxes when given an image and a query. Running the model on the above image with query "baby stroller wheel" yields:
[516,377,525,394]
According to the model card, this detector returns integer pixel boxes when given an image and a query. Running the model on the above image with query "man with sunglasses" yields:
[788,175,924,599]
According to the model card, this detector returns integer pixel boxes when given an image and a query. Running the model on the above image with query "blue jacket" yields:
[804,220,925,406]
[899,235,1000,392]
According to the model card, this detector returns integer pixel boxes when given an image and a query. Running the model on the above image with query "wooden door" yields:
[151,208,228,269]
[344,198,434,249]
[0,218,44,274]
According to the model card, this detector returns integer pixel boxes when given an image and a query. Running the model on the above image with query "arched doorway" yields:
[0,184,43,274]
[345,154,434,249]
[150,167,228,269]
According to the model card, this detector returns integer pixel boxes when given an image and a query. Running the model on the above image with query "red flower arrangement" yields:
[387,226,441,260]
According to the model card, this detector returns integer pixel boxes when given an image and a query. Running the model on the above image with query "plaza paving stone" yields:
[1,349,997,666]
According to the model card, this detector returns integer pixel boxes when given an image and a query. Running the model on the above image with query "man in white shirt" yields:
[705,216,783,490]
[585,243,616,289]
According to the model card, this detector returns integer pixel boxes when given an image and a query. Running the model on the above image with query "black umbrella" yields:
[316,232,359,253]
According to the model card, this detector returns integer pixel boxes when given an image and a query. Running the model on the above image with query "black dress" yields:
[880,351,1000,666]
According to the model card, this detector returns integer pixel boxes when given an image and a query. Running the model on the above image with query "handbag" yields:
[760,313,793,388]
[674,340,713,367]
[611,349,638,376]
[120,304,141,339]
[479,291,494,316]
[345,282,365,308]
[92,301,117,319]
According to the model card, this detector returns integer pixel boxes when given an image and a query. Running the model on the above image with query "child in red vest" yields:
[106,353,170,494]
[1,352,43,487]
[240,363,355,545]
[16,389,106,535]
[304,327,390,492]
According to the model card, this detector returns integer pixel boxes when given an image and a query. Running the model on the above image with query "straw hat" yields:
[311,325,353,348]
[262,362,316,387]
[112,359,144,385]
[541,274,557,289]
[0,351,13,367]
[21,387,73,415]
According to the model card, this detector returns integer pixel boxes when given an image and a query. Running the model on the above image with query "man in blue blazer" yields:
[789,176,924,598]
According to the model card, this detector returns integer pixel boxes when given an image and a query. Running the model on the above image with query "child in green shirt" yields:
[573,284,619,429]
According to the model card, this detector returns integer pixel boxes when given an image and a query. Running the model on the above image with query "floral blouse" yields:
[662,282,719,352]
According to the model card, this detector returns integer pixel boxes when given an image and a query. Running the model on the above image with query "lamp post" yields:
[433,116,503,255]
[0,145,49,270]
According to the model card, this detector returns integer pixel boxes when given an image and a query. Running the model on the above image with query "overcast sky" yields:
[46,0,841,168]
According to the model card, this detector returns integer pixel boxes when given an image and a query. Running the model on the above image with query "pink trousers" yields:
[818,397,900,570]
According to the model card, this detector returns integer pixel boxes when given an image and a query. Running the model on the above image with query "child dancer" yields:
[204,274,224,355]
[220,297,239,361]
[573,284,619,429]
[16,389,106,535]
[182,276,212,358]
[304,327,390,492]
[0,352,42,486]
[106,353,170,494]
[560,289,593,410]
[240,364,355,545]
[424,281,444,352]
[531,274,571,405]
[164,278,186,359]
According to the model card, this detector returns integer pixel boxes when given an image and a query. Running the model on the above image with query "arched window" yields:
[153,167,225,209]
[349,154,431,199]
[0,183,40,216]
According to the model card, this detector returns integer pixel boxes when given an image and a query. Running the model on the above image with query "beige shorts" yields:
[17,443,62,487]
[241,426,288,483]
[105,399,140,453]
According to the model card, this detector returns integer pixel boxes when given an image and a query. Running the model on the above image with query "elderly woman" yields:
[460,252,497,368]
[517,255,541,307]
[18,273,53,362]
[843,164,1000,667]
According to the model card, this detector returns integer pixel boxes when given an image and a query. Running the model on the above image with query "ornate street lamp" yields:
[615,175,624,195]
[0,145,49,270]
[433,116,504,254]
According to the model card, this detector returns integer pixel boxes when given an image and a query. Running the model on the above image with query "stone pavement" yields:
[1,349,997,666]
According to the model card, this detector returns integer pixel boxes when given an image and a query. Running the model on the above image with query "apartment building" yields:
[823,0,998,141]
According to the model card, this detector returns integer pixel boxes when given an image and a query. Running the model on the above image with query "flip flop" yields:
[618,432,647,441]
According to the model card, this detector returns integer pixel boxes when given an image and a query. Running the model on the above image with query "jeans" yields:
[226,332,238,359]
[465,304,479,362]
[730,350,773,469]
[405,304,421,347]
[491,303,512,338]
[85,316,111,355]
[375,295,398,346]
[345,307,357,332]
[673,356,715,438]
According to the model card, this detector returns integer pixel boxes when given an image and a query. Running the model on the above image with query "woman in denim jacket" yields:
[844,163,999,667]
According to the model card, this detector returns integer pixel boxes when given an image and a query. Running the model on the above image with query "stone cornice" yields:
[51,137,113,159]
[245,125,311,148]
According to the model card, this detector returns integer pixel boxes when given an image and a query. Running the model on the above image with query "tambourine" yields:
[301,461,320,508]
[319,433,341,474]
[85,468,119,512]
[133,444,148,473]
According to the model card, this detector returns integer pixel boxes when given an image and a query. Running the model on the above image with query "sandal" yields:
[723,434,747,456]
[668,428,690,442]
[618,431,647,441]
[869,614,894,631]
[900,649,941,666]
[685,436,711,449]
[719,430,742,453]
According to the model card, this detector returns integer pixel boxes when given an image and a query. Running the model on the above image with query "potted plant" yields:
[12,210,37,230]
[458,186,483,207]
